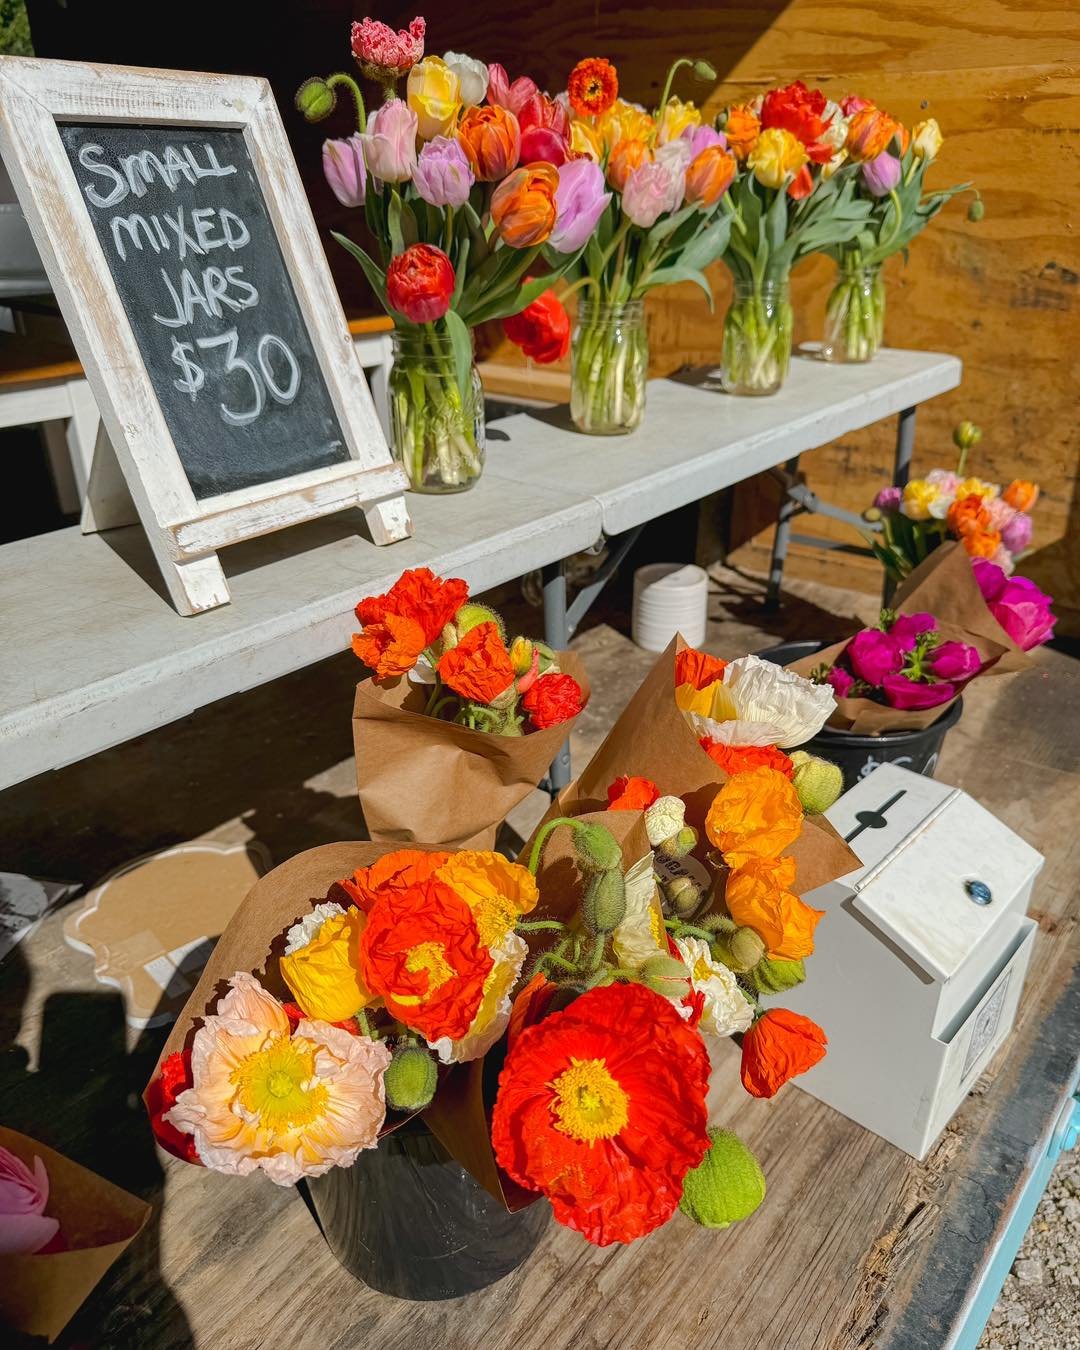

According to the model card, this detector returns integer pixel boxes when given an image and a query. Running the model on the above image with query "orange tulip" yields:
[490,164,559,246]
[607,136,651,191]
[685,145,737,206]
[457,104,521,180]
[724,104,761,161]
[1003,479,1039,512]
[845,105,902,162]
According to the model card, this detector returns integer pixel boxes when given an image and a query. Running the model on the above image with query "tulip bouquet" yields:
[298,16,594,491]
[821,101,976,363]
[714,82,873,394]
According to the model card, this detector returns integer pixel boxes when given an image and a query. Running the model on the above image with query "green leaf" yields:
[332,232,389,309]
[638,264,714,307]
[450,235,470,309]
[387,190,406,255]
[443,308,473,405]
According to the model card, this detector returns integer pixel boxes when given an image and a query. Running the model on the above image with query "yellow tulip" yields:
[656,96,702,145]
[911,118,943,163]
[569,118,603,162]
[596,98,654,155]
[407,56,461,141]
[280,908,374,1023]
[747,127,808,190]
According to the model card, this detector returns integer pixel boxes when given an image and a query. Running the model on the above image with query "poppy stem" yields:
[526,817,581,875]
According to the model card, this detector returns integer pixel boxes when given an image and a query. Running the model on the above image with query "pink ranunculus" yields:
[881,673,956,710]
[847,628,904,687]
[890,612,937,651]
[360,99,418,183]
[520,125,568,165]
[0,1146,60,1255]
[351,16,425,78]
[682,124,727,157]
[550,158,611,253]
[926,468,961,493]
[622,161,674,227]
[827,665,855,698]
[486,63,538,115]
[929,640,981,682]
[1000,510,1033,556]
[322,134,367,208]
[874,485,902,512]
[413,135,474,207]
[973,561,1056,650]
[862,151,901,197]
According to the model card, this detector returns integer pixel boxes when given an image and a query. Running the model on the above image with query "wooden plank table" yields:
[0,349,959,791]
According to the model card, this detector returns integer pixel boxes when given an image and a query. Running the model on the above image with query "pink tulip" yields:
[882,673,956,710]
[847,629,904,686]
[322,135,366,207]
[487,63,538,116]
[550,158,611,253]
[874,485,902,512]
[0,1147,59,1255]
[413,135,474,207]
[1000,511,1033,555]
[862,151,902,198]
[622,161,672,227]
[359,99,418,183]
[682,124,727,157]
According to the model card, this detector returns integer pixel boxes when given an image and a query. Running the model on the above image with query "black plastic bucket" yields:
[756,639,963,792]
[304,1117,549,1301]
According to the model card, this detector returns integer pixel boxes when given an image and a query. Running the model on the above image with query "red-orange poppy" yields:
[436,621,516,704]
[675,646,728,691]
[700,740,795,779]
[339,849,451,913]
[606,775,661,811]
[567,58,619,119]
[740,1007,827,1098]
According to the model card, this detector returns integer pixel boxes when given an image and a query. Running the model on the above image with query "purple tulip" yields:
[827,666,855,699]
[413,135,474,207]
[847,629,904,687]
[889,612,937,651]
[973,561,1056,650]
[682,124,727,157]
[862,151,902,198]
[323,135,367,207]
[929,640,981,682]
[882,673,956,710]
[360,99,417,184]
[550,159,611,253]
[873,485,902,512]
[1000,510,1033,556]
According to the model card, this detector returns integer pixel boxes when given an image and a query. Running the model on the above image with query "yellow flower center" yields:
[470,896,517,948]
[693,955,712,983]
[648,902,666,949]
[398,941,454,1002]
[550,1057,629,1143]
[231,1035,328,1131]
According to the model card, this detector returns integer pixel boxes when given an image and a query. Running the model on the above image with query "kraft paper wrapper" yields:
[787,544,1025,735]
[353,652,590,849]
[0,1126,149,1344]
[532,636,859,896]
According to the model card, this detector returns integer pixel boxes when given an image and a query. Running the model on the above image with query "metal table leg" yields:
[542,559,572,793]
[765,455,801,610]
[884,406,917,606]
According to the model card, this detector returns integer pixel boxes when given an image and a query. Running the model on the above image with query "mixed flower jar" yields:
[301,17,979,490]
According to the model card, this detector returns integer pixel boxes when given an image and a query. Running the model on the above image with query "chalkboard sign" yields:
[58,123,349,500]
[0,58,410,615]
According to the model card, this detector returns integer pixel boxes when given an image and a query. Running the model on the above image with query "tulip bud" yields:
[638,954,691,1001]
[455,603,506,638]
[296,76,336,122]
[967,198,985,222]
[952,420,983,451]
[788,751,844,815]
[660,872,704,921]
[679,1128,766,1229]
[509,636,534,676]
[572,823,623,873]
[581,868,627,934]
[657,824,699,861]
[712,926,766,972]
[748,956,807,995]
[383,1044,438,1112]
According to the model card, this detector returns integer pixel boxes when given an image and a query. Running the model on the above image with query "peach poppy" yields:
[437,621,516,704]
[490,164,559,247]
[705,766,804,866]
[725,856,823,961]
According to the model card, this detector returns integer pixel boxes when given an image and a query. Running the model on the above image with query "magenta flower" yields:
[351,16,425,80]
[973,561,1056,650]
[827,665,855,698]
[882,673,956,710]
[682,124,727,157]
[520,125,568,166]
[1000,511,1033,556]
[874,485,902,512]
[360,99,418,183]
[550,159,611,253]
[0,1146,59,1255]
[486,63,538,115]
[322,135,366,208]
[413,135,474,207]
[847,629,904,687]
[862,151,902,198]
[929,640,981,682]
[890,612,937,651]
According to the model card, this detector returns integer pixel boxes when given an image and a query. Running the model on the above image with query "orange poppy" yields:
[352,568,469,678]
[705,766,804,866]
[700,741,795,779]
[674,646,728,691]
[607,775,661,811]
[567,58,619,119]
[725,856,823,961]
[340,849,451,913]
[436,621,516,704]
[740,1008,827,1098]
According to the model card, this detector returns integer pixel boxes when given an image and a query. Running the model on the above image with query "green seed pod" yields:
[966,199,985,223]
[679,1129,766,1229]
[455,603,506,639]
[383,1045,438,1112]
[581,868,627,934]
[748,956,807,995]
[789,751,844,815]
[660,872,704,921]
[295,76,336,122]
[638,954,691,1001]
[572,823,623,873]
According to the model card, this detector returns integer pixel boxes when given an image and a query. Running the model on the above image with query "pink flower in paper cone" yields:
[973,561,1056,650]
[881,673,955,710]
[0,1146,60,1254]
[826,666,855,698]
[889,612,937,651]
[928,640,981,682]
[847,629,904,686]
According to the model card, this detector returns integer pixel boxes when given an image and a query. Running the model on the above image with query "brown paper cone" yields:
[353,652,590,849]
[0,1127,149,1344]
[533,637,859,896]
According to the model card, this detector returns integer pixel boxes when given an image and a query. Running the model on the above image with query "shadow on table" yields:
[0,943,194,1349]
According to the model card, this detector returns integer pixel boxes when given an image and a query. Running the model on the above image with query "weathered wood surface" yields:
[0,573,1076,1350]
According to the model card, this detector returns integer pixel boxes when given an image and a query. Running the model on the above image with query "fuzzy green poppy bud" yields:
[295,76,337,122]
[952,420,983,451]
[679,1129,766,1229]
[581,868,627,934]
[966,198,984,222]
[384,1044,437,1112]
[657,824,699,861]
[660,872,704,921]
[572,823,623,873]
[712,926,766,973]
[693,59,717,81]
[638,954,691,1001]
[748,956,806,995]
[789,751,844,815]
[455,603,505,639]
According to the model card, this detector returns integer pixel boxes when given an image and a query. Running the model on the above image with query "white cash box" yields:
[783,764,1043,1160]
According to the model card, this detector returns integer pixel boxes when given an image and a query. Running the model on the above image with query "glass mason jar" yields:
[720,275,794,396]
[822,258,885,363]
[570,298,648,435]
[389,328,485,493]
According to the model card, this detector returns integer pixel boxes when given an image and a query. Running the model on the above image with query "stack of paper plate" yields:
[632,563,709,651]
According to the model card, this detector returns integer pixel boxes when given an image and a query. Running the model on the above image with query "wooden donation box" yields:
[785,764,1042,1160]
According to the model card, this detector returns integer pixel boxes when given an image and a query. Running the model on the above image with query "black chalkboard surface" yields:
[58,123,349,500]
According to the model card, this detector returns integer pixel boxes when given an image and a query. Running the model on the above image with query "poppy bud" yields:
[581,868,627,934]
[572,823,623,873]
[788,751,844,815]
[693,59,718,82]
[748,956,807,995]
[384,1044,438,1111]
[455,603,506,638]
[967,198,985,222]
[296,76,336,122]
[638,954,691,1001]
[679,1128,766,1228]
[659,872,703,920]
[509,636,535,676]
[712,926,766,972]
[656,824,699,861]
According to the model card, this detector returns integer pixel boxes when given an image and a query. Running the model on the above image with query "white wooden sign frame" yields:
[0,56,411,615]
